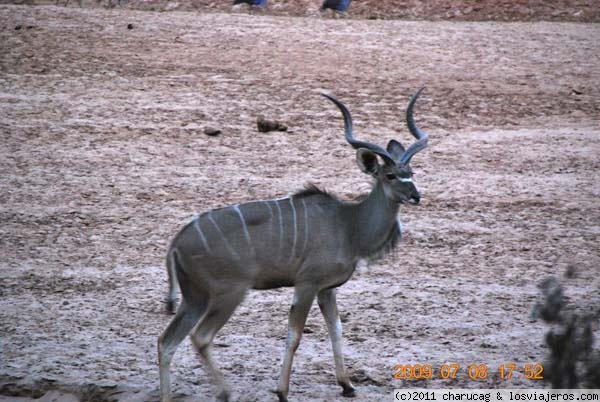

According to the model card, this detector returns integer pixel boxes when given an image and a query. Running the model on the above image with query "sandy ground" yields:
[1,4,600,402]
[15,0,600,22]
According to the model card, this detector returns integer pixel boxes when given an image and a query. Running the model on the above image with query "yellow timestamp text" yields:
[393,363,544,381]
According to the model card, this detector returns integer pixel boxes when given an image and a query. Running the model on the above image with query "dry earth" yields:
[1,3,600,402]
[10,0,600,22]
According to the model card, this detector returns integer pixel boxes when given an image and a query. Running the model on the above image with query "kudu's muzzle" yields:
[406,183,421,205]
[409,193,421,205]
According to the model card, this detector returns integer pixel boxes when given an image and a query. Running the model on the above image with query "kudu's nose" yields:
[410,193,421,205]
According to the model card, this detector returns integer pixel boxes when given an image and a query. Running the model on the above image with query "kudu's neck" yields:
[353,180,400,257]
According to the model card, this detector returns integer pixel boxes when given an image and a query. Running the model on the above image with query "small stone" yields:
[564,265,577,278]
[257,116,288,133]
[204,127,221,136]
[135,192,152,200]
[127,23,134,30]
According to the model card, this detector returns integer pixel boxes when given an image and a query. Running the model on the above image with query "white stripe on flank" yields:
[300,198,309,256]
[289,197,298,261]
[194,216,212,253]
[207,212,240,260]
[234,205,255,254]
[264,201,274,243]
[274,200,284,256]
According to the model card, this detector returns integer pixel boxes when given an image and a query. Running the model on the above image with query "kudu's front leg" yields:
[317,288,355,397]
[274,286,317,402]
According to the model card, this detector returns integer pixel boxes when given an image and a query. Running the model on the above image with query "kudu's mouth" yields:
[408,195,421,205]
[398,194,420,205]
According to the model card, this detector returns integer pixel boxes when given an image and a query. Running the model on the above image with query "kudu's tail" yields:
[165,249,180,314]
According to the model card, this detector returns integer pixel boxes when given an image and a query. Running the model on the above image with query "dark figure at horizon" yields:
[233,0,268,7]
[321,0,351,12]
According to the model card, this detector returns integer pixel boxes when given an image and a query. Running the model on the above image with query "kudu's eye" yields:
[386,173,396,180]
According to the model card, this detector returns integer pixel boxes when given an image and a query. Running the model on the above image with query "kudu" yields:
[158,88,429,402]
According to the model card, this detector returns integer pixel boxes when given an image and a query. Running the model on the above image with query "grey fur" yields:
[158,89,430,402]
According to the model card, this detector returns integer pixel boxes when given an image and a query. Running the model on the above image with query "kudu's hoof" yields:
[270,389,288,402]
[342,385,356,397]
[216,390,231,402]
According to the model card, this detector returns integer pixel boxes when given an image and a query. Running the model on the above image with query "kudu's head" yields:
[323,88,428,205]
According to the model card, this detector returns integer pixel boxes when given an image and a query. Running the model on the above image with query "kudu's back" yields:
[169,187,359,296]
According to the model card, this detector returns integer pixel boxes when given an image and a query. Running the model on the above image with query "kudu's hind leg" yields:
[158,301,206,402]
[165,251,179,314]
[190,290,246,402]
[274,286,317,402]
[317,288,355,397]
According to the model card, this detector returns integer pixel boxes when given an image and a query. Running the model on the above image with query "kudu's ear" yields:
[386,139,406,162]
[356,148,380,177]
